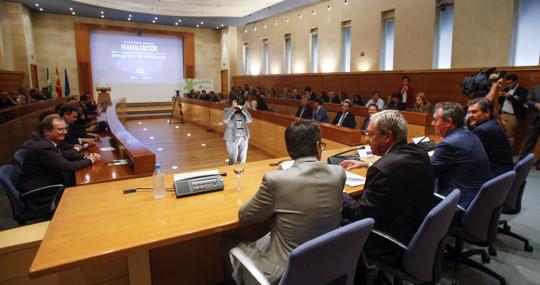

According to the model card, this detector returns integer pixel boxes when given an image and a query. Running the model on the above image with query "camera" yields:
[460,67,506,99]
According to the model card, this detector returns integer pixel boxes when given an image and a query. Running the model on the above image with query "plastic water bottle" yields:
[153,163,165,199]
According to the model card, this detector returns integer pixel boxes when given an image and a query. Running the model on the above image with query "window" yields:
[433,3,454,69]
[341,21,351,72]
[510,0,540,66]
[380,11,395,71]
[310,28,319,73]
[243,42,249,75]
[262,39,269,74]
[284,33,292,74]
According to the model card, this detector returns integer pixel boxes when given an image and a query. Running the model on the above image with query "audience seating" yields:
[0,164,63,225]
[446,171,516,285]
[230,218,375,285]
[13,148,27,168]
[21,138,33,149]
[368,189,460,285]
[496,154,535,253]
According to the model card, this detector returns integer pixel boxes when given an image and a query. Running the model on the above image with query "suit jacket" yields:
[18,137,92,195]
[295,104,313,119]
[237,157,345,283]
[312,106,329,122]
[498,85,528,120]
[385,101,407,111]
[331,111,356,129]
[342,142,434,247]
[431,128,490,208]
[471,119,514,178]
[360,117,370,131]
[223,107,252,140]
[331,96,341,104]
[526,85,540,124]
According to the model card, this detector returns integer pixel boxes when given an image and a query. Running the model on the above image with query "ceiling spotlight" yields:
[34,3,39,6]
[128,18,131,21]
[221,24,224,27]
[327,4,331,10]
[39,7,43,11]
[100,11,104,14]
[285,17,289,22]
[244,28,247,33]
[129,14,132,17]
[100,14,104,18]
[69,7,73,11]
[152,20,156,23]
[273,20,277,26]
[196,24,199,27]
[175,22,178,25]
[298,13,302,19]
[344,0,348,4]
[154,16,158,20]
[200,21,204,25]
[178,19,182,22]
[71,11,76,15]
[312,10,316,15]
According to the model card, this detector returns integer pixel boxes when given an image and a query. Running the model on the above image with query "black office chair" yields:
[496,153,535,253]
[446,171,515,285]
[0,164,63,225]
[13,149,27,169]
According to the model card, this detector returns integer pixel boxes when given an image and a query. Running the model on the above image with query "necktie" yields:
[338,112,346,126]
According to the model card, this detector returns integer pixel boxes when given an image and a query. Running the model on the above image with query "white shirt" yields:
[501,85,518,114]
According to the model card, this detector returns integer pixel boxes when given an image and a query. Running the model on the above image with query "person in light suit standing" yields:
[223,99,253,165]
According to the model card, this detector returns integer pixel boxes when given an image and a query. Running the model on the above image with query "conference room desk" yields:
[263,97,433,140]
[29,148,369,285]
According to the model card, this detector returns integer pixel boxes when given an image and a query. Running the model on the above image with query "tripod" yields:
[169,93,185,125]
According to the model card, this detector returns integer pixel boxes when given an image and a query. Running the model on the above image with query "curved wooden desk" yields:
[75,99,156,185]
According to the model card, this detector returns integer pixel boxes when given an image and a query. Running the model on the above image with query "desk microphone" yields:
[175,172,227,181]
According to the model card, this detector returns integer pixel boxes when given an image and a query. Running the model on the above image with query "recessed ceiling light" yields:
[100,11,104,14]
[175,22,178,25]
[71,11,76,15]
[327,4,331,10]
[200,21,204,25]
[39,7,44,11]
[312,9,316,15]
[221,24,224,27]
[344,0,348,4]
[34,3,39,7]
[172,165,178,170]
[69,7,73,11]
[152,20,156,23]
[154,16,158,20]
[157,148,163,151]
[273,20,277,26]
[128,18,131,21]
[138,122,142,124]
[129,14,132,17]
[285,17,289,22]
[178,19,182,22]
[100,15,104,18]
[187,133,192,136]
[298,13,302,19]
[149,136,154,140]
[201,143,206,147]
[175,126,179,129]
[196,24,199,27]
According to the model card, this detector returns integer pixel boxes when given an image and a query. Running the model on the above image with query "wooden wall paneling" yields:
[183,33,195,78]
[74,23,92,95]
[0,70,25,92]
[275,126,288,156]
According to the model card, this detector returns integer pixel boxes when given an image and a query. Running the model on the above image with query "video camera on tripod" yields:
[460,67,506,99]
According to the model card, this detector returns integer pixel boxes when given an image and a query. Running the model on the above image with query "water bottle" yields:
[153,163,165,199]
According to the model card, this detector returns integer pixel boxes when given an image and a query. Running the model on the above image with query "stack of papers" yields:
[279,160,295,170]
[173,170,219,181]
[345,171,366,187]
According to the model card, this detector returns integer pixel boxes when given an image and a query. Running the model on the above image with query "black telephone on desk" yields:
[174,174,225,198]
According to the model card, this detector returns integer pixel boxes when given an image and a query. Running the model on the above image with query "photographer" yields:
[223,99,253,165]
[496,74,528,146]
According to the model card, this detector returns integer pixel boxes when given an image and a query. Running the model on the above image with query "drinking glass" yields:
[233,163,245,190]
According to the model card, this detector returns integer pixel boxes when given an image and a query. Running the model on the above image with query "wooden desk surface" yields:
[29,148,367,277]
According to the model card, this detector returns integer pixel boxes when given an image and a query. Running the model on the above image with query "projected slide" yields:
[90,30,183,102]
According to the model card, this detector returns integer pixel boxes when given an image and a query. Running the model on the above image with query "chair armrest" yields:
[20,184,64,199]
[230,247,271,285]
[371,229,408,250]
[434,192,466,212]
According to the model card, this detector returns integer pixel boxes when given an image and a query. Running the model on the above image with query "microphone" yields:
[175,172,227,181]
[327,146,367,165]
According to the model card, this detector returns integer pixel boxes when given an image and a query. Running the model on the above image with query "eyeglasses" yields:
[319,141,327,151]
[361,130,385,137]
[53,127,67,133]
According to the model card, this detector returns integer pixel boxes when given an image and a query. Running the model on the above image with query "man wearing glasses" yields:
[339,110,434,276]
[18,114,100,207]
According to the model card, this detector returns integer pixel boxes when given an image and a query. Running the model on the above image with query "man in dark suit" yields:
[331,99,356,129]
[431,102,490,208]
[340,110,434,257]
[467,98,514,178]
[59,104,99,146]
[498,74,528,146]
[294,96,313,119]
[361,104,379,131]
[18,115,100,207]
[232,121,345,284]
[304,86,317,101]
[520,85,540,160]
[312,99,329,122]
[329,91,341,104]
[385,93,407,111]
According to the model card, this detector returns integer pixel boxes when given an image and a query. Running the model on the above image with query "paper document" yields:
[100,147,115,151]
[428,150,435,157]
[174,170,219,181]
[279,160,295,170]
[109,159,128,165]
[357,146,373,158]
[412,136,430,144]
[345,171,366,187]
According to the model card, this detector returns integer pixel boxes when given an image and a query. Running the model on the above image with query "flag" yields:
[46,67,52,99]
[64,69,71,96]
[55,67,62,98]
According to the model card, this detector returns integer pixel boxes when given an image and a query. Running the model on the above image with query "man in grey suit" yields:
[231,121,346,284]
[223,99,252,165]
[520,85,540,159]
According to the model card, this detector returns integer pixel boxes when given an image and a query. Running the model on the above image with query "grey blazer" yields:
[236,157,346,284]
[526,85,540,123]
[223,107,253,140]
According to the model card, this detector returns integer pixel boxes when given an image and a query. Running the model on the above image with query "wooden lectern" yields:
[96,86,112,111]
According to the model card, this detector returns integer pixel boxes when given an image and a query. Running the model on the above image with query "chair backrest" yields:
[0,164,25,219]
[402,189,460,282]
[463,171,516,242]
[22,139,33,149]
[504,154,534,212]
[279,218,375,285]
[13,149,27,168]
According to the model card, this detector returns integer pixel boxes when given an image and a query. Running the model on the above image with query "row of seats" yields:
[230,154,534,284]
